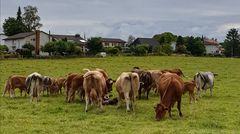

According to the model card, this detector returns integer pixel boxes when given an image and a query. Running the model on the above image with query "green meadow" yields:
[0,56,240,134]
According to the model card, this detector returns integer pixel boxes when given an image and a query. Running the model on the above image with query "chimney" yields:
[36,30,40,55]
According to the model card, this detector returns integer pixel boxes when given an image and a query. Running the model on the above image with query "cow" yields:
[49,79,59,95]
[131,67,153,99]
[67,74,84,103]
[183,80,196,103]
[42,76,53,96]
[55,77,66,94]
[115,72,140,112]
[64,73,78,102]
[83,70,107,112]
[161,68,185,77]
[194,72,216,98]
[154,73,184,120]
[26,72,43,102]
[2,75,27,97]
[148,70,163,94]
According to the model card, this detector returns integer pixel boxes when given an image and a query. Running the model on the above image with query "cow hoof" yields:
[179,113,183,117]
[126,109,131,112]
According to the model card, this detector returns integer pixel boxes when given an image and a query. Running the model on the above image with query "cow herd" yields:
[2,67,217,121]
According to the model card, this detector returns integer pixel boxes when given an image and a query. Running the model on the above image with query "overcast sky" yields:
[1,0,240,42]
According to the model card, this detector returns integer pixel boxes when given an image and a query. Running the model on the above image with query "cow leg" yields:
[10,88,15,98]
[168,107,172,118]
[210,87,213,96]
[138,88,142,99]
[85,94,89,112]
[177,99,183,117]
[124,93,131,112]
[146,88,151,99]
[2,88,8,97]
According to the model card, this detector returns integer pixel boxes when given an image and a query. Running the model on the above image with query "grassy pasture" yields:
[0,56,240,134]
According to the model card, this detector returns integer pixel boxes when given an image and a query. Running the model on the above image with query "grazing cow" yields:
[67,74,84,103]
[161,68,185,77]
[194,72,216,97]
[183,80,196,103]
[2,75,27,97]
[42,76,53,95]
[83,70,107,112]
[55,77,66,94]
[155,73,184,120]
[26,72,43,102]
[115,72,140,112]
[64,73,78,102]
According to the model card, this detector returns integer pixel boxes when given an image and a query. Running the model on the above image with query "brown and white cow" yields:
[2,75,27,97]
[115,72,140,112]
[155,73,184,120]
[83,70,107,112]
[183,80,196,103]
[26,72,43,102]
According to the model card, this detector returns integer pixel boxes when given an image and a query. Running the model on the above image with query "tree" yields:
[0,45,9,52]
[3,17,23,36]
[41,42,55,56]
[186,36,205,56]
[22,43,35,57]
[176,36,187,53]
[22,5,42,31]
[223,28,240,57]
[86,37,103,55]
[54,41,67,55]
[127,35,135,46]
[132,44,148,56]
[104,47,120,55]
[153,32,177,44]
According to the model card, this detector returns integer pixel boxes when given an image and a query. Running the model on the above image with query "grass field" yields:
[0,56,240,134]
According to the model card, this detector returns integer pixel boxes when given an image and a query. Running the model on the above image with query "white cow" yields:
[115,72,140,112]
[26,72,43,102]
[194,72,216,97]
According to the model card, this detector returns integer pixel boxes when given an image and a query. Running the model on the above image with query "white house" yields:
[0,33,7,45]
[3,30,51,55]
[204,38,222,54]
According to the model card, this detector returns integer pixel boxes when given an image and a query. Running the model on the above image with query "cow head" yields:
[154,103,168,121]
[106,78,115,92]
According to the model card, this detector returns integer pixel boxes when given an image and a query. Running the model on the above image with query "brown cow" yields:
[148,70,163,93]
[183,80,196,103]
[49,79,59,95]
[64,73,78,102]
[83,70,107,112]
[161,68,185,77]
[67,74,84,103]
[2,75,27,97]
[155,73,184,120]
[55,77,66,94]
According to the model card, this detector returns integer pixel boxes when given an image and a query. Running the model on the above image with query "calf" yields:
[83,70,107,112]
[183,80,196,103]
[26,72,43,102]
[67,74,84,103]
[42,76,53,95]
[115,72,140,112]
[64,73,78,102]
[55,77,66,94]
[2,75,27,97]
[155,73,184,120]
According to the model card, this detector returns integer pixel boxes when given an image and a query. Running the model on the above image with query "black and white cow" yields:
[194,72,216,98]
[26,72,43,102]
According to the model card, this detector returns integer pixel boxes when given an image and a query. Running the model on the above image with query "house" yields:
[51,34,87,52]
[0,33,7,45]
[101,38,126,48]
[204,38,222,54]
[3,30,51,55]
[130,38,160,47]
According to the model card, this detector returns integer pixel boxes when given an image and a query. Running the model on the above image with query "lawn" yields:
[0,56,240,134]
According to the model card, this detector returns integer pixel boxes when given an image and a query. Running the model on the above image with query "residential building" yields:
[101,38,126,48]
[3,30,51,55]
[0,33,7,45]
[130,38,160,47]
[204,38,222,54]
